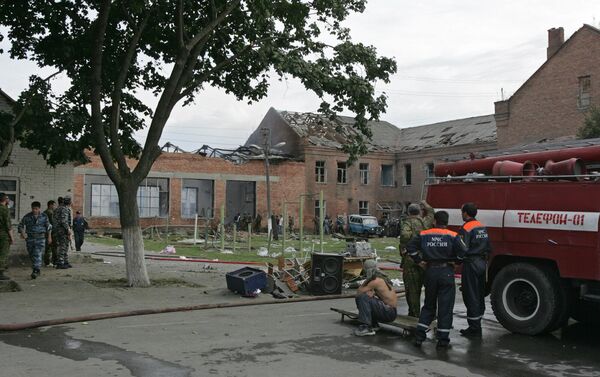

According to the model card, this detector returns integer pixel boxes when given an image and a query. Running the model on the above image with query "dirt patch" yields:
[0,280,22,293]
[86,278,204,288]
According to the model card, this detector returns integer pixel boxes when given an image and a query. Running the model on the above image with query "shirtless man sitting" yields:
[354,259,398,336]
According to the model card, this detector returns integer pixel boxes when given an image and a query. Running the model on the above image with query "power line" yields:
[396,75,523,84]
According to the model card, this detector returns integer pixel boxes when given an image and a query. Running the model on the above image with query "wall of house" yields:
[496,26,600,148]
[1,143,74,224]
[72,152,306,232]
[302,147,400,223]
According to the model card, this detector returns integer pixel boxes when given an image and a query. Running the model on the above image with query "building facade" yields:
[495,25,600,148]
[73,151,306,231]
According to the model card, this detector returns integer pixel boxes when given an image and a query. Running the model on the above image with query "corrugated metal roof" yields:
[278,110,402,152]
[398,114,497,152]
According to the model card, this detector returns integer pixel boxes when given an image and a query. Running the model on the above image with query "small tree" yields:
[0,0,396,286]
[577,106,600,139]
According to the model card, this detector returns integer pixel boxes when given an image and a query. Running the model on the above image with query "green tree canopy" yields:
[0,0,396,286]
[577,106,600,139]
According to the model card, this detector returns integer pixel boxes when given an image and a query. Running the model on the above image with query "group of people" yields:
[0,194,89,281]
[353,201,491,349]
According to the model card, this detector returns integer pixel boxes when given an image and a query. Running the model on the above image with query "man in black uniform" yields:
[407,211,467,348]
[458,202,492,338]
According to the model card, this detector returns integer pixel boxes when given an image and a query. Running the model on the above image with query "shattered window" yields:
[381,165,394,186]
[337,161,347,184]
[359,163,369,185]
[315,161,326,183]
[315,200,326,218]
[578,75,591,109]
[426,163,435,178]
[359,201,369,215]
[404,164,412,186]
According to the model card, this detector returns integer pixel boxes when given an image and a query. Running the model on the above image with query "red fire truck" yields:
[427,145,600,335]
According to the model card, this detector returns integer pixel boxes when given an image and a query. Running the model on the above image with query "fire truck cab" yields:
[427,145,600,335]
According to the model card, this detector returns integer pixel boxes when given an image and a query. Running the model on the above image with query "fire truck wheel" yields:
[491,263,563,335]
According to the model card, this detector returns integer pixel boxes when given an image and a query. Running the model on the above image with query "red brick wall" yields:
[73,152,306,230]
[496,26,600,148]
[303,147,399,220]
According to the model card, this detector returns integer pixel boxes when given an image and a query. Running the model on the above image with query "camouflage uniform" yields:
[399,202,434,317]
[0,204,11,274]
[43,207,57,266]
[18,212,51,273]
[53,204,71,267]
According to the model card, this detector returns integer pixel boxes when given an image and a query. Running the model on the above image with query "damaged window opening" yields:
[337,161,347,184]
[359,201,369,215]
[381,164,394,187]
[426,163,435,178]
[0,178,18,219]
[315,160,326,183]
[181,179,215,219]
[404,164,412,186]
[359,163,369,185]
[315,200,326,218]
[578,75,591,109]
[88,176,169,218]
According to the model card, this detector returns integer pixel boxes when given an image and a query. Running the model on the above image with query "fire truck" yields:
[427,144,600,335]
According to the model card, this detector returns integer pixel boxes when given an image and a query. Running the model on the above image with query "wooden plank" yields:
[330,307,436,332]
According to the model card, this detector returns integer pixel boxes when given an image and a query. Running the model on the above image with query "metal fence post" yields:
[220,203,225,252]
[248,223,252,253]
[319,190,324,253]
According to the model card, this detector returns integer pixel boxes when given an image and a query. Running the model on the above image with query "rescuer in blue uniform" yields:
[407,211,467,348]
[458,202,492,338]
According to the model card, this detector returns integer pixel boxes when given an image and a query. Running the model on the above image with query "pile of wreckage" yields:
[226,239,381,299]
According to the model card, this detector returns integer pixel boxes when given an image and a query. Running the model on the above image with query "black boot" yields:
[460,327,482,338]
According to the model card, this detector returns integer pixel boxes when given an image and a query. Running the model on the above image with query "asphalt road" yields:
[1,295,599,377]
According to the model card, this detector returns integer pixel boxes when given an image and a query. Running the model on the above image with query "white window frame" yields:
[0,177,19,220]
[181,187,198,219]
[315,160,326,183]
[359,201,369,215]
[337,161,347,184]
[359,163,369,185]
[381,164,394,187]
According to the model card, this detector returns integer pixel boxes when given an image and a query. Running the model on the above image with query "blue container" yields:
[226,267,267,296]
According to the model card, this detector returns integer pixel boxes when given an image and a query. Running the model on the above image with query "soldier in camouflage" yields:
[18,201,52,279]
[398,200,434,317]
[0,193,15,280]
[53,196,73,269]
[43,200,57,266]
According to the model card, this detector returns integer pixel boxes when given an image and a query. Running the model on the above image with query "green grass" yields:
[89,233,401,264]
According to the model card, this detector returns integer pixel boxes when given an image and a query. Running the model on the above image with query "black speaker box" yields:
[309,253,344,295]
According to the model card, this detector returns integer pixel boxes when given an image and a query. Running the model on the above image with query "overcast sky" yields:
[0,0,598,151]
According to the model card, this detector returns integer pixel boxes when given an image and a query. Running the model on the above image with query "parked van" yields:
[348,215,383,237]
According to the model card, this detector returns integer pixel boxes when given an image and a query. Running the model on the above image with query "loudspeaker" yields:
[226,267,267,296]
[309,253,344,295]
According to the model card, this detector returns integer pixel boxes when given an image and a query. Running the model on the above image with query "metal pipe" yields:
[319,190,324,253]
[435,144,600,176]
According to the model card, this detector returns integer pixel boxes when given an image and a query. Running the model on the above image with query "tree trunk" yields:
[117,183,150,287]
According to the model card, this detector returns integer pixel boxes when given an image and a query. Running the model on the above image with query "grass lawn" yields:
[88,233,401,265]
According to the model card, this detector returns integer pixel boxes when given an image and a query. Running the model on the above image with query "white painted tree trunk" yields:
[118,184,150,287]
[122,225,150,287]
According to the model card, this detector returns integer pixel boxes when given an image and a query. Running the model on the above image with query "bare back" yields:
[360,277,397,307]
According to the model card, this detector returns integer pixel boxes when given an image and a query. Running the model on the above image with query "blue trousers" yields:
[416,265,456,344]
[462,258,487,330]
[355,293,397,326]
[26,237,46,270]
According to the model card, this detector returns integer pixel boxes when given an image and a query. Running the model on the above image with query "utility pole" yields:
[262,128,273,253]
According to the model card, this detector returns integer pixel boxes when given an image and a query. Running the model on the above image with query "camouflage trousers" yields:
[44,233,57,266]
[55,231,70,266]
[402,256,425,318]
[26,237,46,270]
[0,236,9,272]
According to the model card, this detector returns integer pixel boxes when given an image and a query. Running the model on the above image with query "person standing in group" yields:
[399,200,434,318]
[43,200,57,266]
[18,201,52,279]
[73,211,89,252]
[407,211,467,349]
[0,193,14,280]
[458,202,492,338]
[53,196,73,269]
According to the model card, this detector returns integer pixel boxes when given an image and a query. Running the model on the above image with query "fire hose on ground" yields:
[0,290,405,332]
